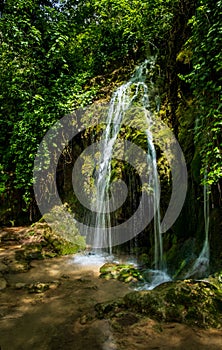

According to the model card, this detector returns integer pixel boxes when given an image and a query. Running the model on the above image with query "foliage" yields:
[0,0,181,221]
[61,0,177,72]
[1,0,221,224]
[0,0,98,214]
[179,0,222,185]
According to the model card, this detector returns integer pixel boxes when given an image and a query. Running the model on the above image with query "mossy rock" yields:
[99,263,144,283]
[95,279,222,328]
[20,244,44,261]
[42,227,85,255]
[124,280,222,328]
[30,205,86,257]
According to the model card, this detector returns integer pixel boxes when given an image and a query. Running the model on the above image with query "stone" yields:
[15,282,26,289]
[0,262,8,273]
[8,260,30,273]
[27,282,50,293]
[0,277,7,290]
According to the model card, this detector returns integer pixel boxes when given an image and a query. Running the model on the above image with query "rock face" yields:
[95,279,222,328]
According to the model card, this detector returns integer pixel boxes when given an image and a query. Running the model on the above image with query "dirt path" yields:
[0,227,222,350]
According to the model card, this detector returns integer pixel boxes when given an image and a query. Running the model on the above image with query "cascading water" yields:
[90,58,165,273]
[185,172,210,278]
[145,128,163,271]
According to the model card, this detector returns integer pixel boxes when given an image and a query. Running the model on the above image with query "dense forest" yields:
[0,0,221,272]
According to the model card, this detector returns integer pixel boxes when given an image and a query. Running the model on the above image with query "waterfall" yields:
[90,58,164,270]
[197,174,210,274]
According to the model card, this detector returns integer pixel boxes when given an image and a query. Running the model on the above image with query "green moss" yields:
[99,263,144,284]
[40,225,85,256]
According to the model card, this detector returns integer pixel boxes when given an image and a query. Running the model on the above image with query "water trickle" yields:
[185,172,210,279]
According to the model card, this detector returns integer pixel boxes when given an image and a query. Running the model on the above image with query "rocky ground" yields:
[0,227,222,350]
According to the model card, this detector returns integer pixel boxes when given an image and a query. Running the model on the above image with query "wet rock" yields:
[78,277,92,283]
[84,285,98,290]
[36,205,86,255]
